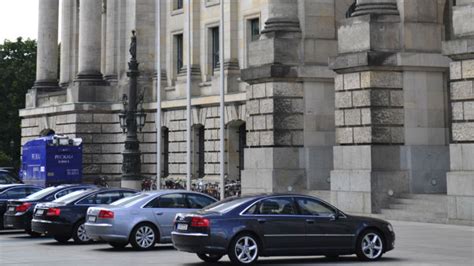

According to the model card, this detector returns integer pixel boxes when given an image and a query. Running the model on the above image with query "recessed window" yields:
[174,0,183,10]
[175,34,183,73]
[249,18,260,42]
[211,27,220,72]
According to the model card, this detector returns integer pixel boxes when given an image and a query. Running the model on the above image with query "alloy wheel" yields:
[76,223,90,242]
[361,233,383,259]
[135,225,155,249]
[234,236,258,264]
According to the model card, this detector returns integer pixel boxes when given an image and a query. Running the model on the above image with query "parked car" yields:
[0,184,42,229]
[31,188,137,243]
[3,184,95,236]
[85,190,217,250]
[0,169,22,184]
[172,194,395,265]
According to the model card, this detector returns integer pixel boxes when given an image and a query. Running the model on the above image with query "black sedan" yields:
[3,184,95,236]
[172,194,395,265]
[31,188,137,244]
[0,184,42,229]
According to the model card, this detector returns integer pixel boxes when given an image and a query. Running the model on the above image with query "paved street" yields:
[0,221,472,266]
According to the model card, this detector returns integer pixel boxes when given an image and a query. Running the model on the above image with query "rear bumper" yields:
[31,219,72,236]
[172,231,225,254]
[85,223,128,243]
[3,213,30,230]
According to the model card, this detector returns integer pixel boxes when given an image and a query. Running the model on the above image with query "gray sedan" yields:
[85,190,217,250]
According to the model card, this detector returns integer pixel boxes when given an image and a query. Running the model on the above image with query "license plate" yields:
[88,216,97,222]
[36,209,44,215]
[8,207,15,212]
[177,223,188,231]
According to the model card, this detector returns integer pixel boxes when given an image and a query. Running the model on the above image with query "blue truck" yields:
[21,135,83,187]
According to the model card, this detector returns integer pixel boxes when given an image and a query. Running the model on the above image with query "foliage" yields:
[0,37,37,168]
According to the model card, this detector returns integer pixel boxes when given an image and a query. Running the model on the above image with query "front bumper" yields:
[31,219,72,236]
[171,231,225,254]
[85,223,128,243]
[3,213,30,230]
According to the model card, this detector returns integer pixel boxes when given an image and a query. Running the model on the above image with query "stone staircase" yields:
[377,194,448,224]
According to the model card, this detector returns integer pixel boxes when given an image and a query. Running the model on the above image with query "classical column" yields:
[104,0,117,80]
[330,0,406,214]
[59,0,74,88]
[76,0,104,81]
[443,0,474,225]
[34,0,59,89]
[241,0,306,194]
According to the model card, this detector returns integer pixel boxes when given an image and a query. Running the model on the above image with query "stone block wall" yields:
[246,82,304,147]
[334,71,404,145]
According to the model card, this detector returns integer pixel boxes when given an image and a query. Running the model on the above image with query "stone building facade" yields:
[20,0,473,225]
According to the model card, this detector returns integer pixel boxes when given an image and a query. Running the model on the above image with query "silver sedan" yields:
[85,190,216,250]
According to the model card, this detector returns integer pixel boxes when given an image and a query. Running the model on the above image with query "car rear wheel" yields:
[356,230,384,261]
[72,221,92,244]
[228,233,259,265]
[130,223,157,250]
[197,253,223,263]
[54,235,70,243]
[109,242,128,249]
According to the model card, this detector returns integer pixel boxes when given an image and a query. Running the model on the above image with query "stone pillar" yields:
[443,0,474,225]
[59,0,74,88]
[34,0,59,89]
[329,0,408,214]
[241,0,306,193]
[76,0,104,81]
[104,0,117,81]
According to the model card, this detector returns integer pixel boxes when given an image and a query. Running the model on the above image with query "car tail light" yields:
[46,208,61,216]
[15,203,32,212]
[98,210,114,219]
[190,216,210,227]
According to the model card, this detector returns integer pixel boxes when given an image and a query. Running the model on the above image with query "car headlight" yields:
[387,223,393,232]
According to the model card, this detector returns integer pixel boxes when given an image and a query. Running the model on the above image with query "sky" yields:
[0,0,39,42]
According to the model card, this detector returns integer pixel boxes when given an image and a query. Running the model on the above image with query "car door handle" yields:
[257,219,266,224]
[306,219,315,224]
[155,212,163,216]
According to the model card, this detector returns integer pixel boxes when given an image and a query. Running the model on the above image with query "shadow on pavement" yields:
[93,244,175,252]
[183,256,406,265]
[0,230,26,235]
[39,240,105,246]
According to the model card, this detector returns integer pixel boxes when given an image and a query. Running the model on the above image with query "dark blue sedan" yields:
[0,184,42,230]
[31,188,137,244]
[172,194,395,265]
[3,184,95,236]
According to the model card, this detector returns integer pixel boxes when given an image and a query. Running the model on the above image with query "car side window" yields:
[95,191,122,204]
[4,187,28,199]
[296,197,335,217]
[122,191,136,198]
[257,197,297,215]
[0,173,7,184]
[186,194,215,209]
[76,194,96,205]
[147,193,187,208]
[55,187,87,199]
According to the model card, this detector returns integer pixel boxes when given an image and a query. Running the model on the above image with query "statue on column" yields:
[129,30,137,60]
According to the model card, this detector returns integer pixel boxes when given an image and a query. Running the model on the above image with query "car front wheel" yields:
[228,233,259,265]
[356,230,384,261]
[197,253,223,263]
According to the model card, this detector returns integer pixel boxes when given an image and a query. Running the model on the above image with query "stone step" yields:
[379,209,448,224]
[388,203,447,212]
[398,193,447,202]
[394,197,447,207]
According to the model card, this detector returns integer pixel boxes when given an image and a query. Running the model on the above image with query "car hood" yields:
[347,214,390,225]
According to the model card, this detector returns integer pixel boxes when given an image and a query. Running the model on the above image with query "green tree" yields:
[0,38,37,168]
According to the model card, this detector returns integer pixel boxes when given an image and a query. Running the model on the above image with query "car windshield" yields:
[201,197,252,214]
[25,186,59,200]
[110,193,149,207]
[53,189,94,204]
